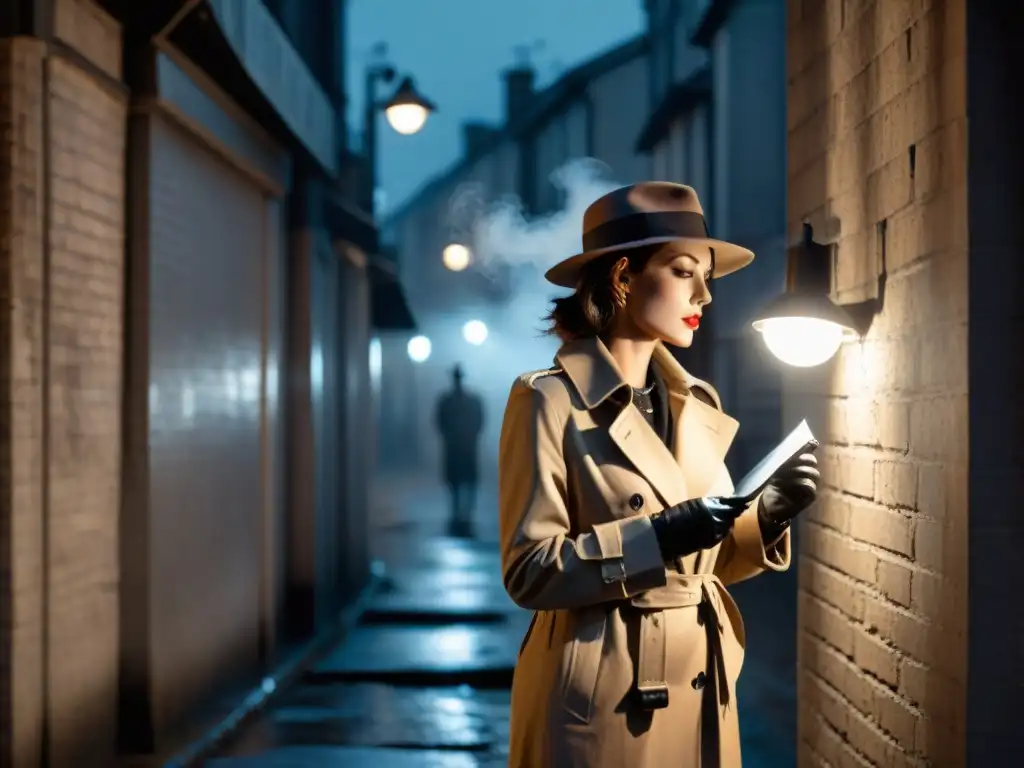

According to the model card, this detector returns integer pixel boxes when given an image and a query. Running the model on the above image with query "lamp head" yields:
[752,224,858,367]
[384,76,436,135]
[752,293,858,368]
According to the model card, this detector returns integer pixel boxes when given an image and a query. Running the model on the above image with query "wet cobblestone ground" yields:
[207,475,796,767]
[208,480,521,767]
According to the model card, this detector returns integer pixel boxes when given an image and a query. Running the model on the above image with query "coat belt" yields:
[627,573,730,768]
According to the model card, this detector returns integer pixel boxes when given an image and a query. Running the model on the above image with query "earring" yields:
[611,279,629,310]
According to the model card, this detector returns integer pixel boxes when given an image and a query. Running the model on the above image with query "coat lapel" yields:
[557,338,691,508]
[607,404,689,508]
[658,348,740,574]
[669,391,739,499]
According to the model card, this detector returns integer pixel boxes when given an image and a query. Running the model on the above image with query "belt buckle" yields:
[636,683,669,711]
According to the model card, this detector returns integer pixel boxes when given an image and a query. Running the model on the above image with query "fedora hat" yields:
[544,182,755,288]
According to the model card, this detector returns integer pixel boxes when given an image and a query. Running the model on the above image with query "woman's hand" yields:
[757,452,820,533]
[649,496,748,561]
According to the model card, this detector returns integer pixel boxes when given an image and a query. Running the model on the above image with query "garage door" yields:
[146,112,275,728]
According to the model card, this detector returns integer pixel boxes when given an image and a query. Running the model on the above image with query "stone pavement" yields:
[205,475,796,767]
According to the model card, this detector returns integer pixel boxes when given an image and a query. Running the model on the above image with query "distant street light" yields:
[407,335,432,363]
[443,243,471,271]
[462,320,488,346]
[384,76,436,135]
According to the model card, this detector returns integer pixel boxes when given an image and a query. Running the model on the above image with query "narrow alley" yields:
[206,479,526,767]
[2,2,1021,766]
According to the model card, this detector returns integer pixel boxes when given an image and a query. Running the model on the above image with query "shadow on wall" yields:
[913,9,968,758]
[39,673,118,767]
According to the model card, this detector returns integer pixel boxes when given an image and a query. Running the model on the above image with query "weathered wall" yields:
[0,36,49,768]
[787,0,967,765]
[0,0,127,763]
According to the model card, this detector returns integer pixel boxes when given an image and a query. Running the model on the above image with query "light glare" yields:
[755,317,846,368]
[386,103,429,135]
[443,243,471,271]
[407,335,432,363]
[369,337,382,386]
[462,320,488,346]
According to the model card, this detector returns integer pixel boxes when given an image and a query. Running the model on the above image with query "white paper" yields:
[730,419,818,502]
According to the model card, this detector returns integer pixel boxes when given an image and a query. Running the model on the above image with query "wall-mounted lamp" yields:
[752,223,859,367]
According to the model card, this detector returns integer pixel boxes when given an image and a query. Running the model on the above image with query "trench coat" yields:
[498,336,790,767]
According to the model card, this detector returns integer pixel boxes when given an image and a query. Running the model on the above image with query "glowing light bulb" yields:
[386,103,429,135]
[755,317,846,368]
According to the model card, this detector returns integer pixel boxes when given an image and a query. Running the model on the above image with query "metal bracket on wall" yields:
[797,218,888,339]
[837,219,888,339]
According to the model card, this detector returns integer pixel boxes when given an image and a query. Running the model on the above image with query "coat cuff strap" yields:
[732,497,790,571]
[591,516,666,592]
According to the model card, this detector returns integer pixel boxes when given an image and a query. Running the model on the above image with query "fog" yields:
[449,157,621,275]
[391,159,623,487]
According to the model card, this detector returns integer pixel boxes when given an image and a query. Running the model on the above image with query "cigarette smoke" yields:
[446,158,622,280]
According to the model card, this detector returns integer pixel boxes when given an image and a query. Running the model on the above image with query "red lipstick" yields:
[683,315,700,330]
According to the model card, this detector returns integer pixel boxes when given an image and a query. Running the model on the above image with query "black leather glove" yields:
[649,496,748,561]
[758,452,820,535]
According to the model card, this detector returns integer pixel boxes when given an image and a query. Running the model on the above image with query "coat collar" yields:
[553,335,737,518]
[554,335,716,409]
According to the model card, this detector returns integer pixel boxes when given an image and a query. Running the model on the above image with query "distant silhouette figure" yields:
[434,365,485,538]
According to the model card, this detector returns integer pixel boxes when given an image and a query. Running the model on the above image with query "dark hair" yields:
[544,244,662,341]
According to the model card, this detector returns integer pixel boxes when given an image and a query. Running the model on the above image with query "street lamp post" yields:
[360,46,436,472]
[362,45,436,218]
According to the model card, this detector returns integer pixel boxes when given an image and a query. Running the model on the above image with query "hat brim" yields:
[544,236,755,288]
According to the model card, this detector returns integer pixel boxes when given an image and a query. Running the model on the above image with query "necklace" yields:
[632,382,655,396]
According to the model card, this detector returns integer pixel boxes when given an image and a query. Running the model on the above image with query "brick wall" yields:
[786,1,967,766]
[0,0,126,764]
[46,45,126,768]
[0,36,49,768]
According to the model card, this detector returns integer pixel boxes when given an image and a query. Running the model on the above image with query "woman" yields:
[498,182,819,767]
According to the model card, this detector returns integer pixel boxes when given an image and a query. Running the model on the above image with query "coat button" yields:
[629,493,644,511]
[692,672,707,690]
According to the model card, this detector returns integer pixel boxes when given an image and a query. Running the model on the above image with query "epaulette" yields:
[517,367,563,388]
